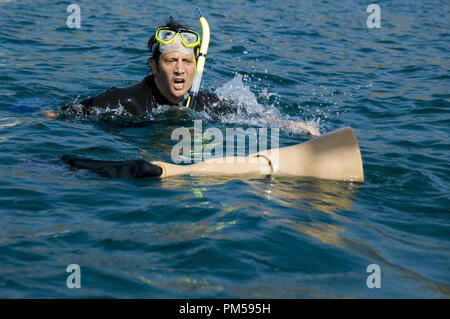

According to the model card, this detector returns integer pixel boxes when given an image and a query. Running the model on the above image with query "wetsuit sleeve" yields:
[57,79,149,118]
[56,87,122,117]
[78,87,123,115]
[62,156,163,178]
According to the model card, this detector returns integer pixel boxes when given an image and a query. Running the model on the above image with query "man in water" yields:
[44,18,319,136]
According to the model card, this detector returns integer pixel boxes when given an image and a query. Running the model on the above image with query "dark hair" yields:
[147,17,198,68]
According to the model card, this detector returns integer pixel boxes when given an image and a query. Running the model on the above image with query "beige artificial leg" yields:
[152,127,364,182]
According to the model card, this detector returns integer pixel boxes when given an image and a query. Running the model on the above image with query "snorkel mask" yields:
[150,9,210,108]
[155,27,200,53]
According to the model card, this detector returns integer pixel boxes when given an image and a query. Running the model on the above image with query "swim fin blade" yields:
[62,156,163,178]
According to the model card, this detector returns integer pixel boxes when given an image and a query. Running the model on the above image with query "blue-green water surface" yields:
[0,0,449,298]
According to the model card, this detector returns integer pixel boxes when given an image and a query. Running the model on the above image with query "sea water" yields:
[0,0,448,298]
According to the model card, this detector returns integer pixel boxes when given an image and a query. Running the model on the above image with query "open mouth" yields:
[173,78,185,90]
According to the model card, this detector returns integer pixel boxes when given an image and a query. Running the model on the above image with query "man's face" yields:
[152,51,196,104]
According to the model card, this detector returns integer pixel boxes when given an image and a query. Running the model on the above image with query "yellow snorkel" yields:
[184,8,210,108]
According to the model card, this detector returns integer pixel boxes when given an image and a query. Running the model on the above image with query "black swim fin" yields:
[62,155,163,178]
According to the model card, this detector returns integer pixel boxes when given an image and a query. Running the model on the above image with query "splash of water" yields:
[213,74,320,135]
[214,74,281,126]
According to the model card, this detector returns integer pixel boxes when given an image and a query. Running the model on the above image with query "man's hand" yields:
[267,118,320,136]
[291,121,320,136]
[42,110,59,119]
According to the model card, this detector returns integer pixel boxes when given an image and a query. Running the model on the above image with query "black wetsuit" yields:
[60,74,232,119]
